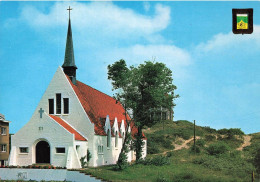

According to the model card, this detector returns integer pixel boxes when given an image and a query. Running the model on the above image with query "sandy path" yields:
[237,135,252,151]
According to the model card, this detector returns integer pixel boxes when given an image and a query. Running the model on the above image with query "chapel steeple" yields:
[62,6,77,85]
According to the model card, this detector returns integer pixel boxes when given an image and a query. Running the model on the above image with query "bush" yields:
[190,145,200,153]
[206,142,230,156]
[196,139,205,147]
[162,139,175,150]
[166,151,174,158]
[140,155,170,166]
[205,134,216,141]
[203,126,217,133]
[217,128,244,137]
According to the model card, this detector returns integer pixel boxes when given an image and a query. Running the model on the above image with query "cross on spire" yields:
[67,6,72,19]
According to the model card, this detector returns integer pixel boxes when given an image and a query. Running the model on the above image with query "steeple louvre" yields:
[62,7,77,85]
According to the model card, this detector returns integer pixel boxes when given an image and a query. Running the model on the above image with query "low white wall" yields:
[0,168,100,182]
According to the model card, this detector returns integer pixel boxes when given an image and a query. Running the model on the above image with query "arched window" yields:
[107,129,111,148]
[115,131,118,147]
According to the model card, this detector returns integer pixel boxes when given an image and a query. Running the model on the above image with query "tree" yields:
[108,60,178,164]
[108,59,135,170]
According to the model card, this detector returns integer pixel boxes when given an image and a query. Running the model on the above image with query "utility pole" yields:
[194,120,196,153]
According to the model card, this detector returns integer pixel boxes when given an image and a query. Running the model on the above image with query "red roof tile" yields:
[49,115,87,141]
[65,75,146,139]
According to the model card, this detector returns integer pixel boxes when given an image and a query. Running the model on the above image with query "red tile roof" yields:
[49,115,87,141]
[65,75,146,139]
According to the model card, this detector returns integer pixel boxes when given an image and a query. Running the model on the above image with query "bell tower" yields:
[62,6,77,85]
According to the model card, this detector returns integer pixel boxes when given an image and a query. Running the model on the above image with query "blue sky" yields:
[0,1,259,134]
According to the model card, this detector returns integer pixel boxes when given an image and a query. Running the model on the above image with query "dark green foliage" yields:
[190,145,201,153]
[147,134,174,154]
[217,128,244,137]
[206,142,230,156]
[87,149,92,163]
[139,155,170,166]
[196,139,205,147]
[205,134,216,141]
[166,151,174,157]
[80,149,92,168]
[203,126,217,133]
[80,156,87,168]
[108,60,178,161]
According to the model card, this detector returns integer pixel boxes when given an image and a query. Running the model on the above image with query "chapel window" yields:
[107,129,111,148]
[56,147,65,153]
[19,147,29,153]
[115,131,118,148]
[63,98,69,114]
[56,93,61,114]
[1,127,6,135]
[48,99,54,114]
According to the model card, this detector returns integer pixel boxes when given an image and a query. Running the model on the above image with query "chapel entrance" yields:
[36,141,50,164]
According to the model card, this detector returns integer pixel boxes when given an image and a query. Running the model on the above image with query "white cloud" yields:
[100,44,192,81]
[195,25,260,53]
[18,2,170,36]
[112,44,191,67]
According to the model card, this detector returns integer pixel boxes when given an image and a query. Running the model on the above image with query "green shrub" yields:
[203,126,217,133]
[166,151,174,158]
[218,128,229,135]
[162,139,175,150]
[196,139,205,147]
[140,155,170,166]
[205,134,216,141]
[217,128,244,137]
[190,145,200,153]
[206,142,230,156]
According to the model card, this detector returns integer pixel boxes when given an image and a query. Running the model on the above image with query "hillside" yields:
[84,120,260,181]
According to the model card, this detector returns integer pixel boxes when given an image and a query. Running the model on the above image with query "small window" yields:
[98,145,103,154]
[1,127,6,135]
[56,147,65,153]
[1,145,7,152]
[107,129,111,148]
[49,99,54,114]
[20,147,28,153]
[56,94,61,114]
[115,131,118,148]
[63,98,69,114]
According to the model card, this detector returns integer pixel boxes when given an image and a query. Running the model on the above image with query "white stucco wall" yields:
[37,67,94,140]
[9,113,83,168]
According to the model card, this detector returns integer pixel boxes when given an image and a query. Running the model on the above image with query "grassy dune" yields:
[85,120,260,182]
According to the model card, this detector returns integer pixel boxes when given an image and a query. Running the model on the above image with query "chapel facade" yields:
[8,12,147,168]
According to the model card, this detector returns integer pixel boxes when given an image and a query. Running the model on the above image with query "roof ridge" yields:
[77,80,119,103]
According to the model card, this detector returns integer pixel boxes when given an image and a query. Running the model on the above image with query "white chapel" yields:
[8,10,147,169]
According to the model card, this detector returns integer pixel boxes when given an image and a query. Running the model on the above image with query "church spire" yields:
[62,6,77,85]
